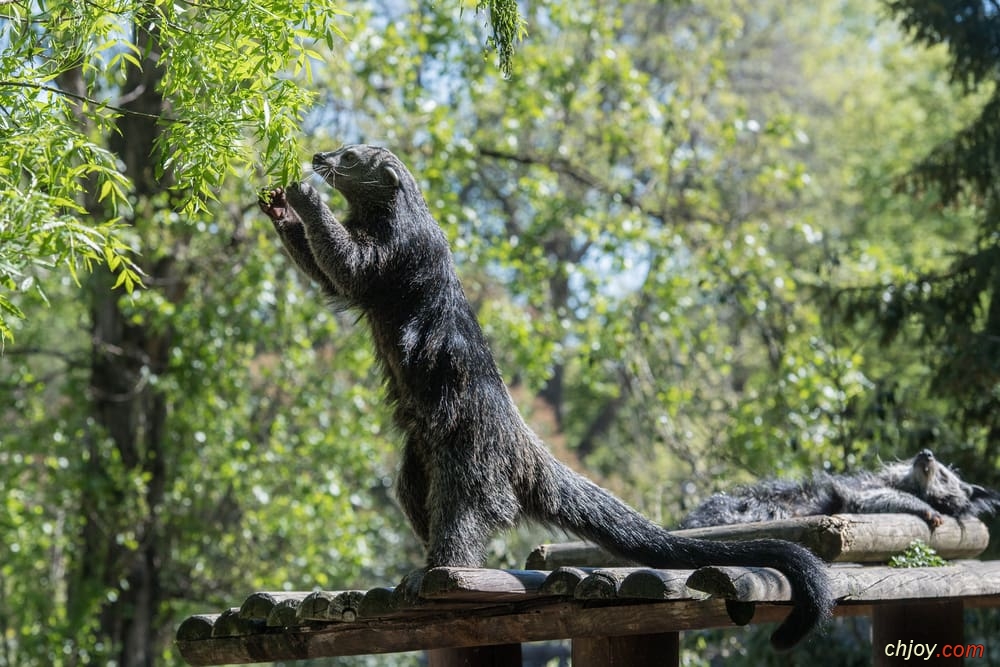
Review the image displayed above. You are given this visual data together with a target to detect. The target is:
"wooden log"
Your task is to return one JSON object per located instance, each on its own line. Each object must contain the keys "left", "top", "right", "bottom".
{"left": 358, "top": 586, "right": 397, "bottom": 618}
{"left": 837, "top": 561, "right": 1000, "bottom": 601}
{"left": 176, "top": 614, "right": 218, "bottom": 641}
{"left": 572, "top": 632, "right": 679, "bottom": 667}
{"left": 296, "top": 590, "right": 366, "bottom": 622}
{"left": 540, "top": 567, "right": 592, "bottom": 596}
{"left": 266, "top": 598, "right": 303, "bottom": 627}
{"left": 418, "top": 567, "right": 551, "bottom": 601}
{"left": 370, "top": 583, "right": 526, "bottom": 618}
{"left": 575, "top": 568, "right": 636, "bottom": 599}
{"left": 176, "top": 598, "right": 792, "bottom": 665}
{"left": 238, "top": 592, "right": 312, "bottom": 621}
{"left": 618, "top": 569, "right": 707, "bottom": 601}
{"left": 526, "top": 514, "right": 990, "bottom": 567}
{"left": 211, "top": 608, "right": 261, "bottom": 637}
{"left": 526, "top": 541, "right": 625, "bottom": 569}
{"left": 686, "top": 566, "right": 792, "bottom": 603}
{"left": 686, "top": 561, "right": 1000, "bottom": 603}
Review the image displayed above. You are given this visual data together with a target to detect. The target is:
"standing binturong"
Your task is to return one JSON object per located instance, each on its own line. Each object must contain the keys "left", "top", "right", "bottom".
{"left": 258, "top": 144, "right": 834, "bottom": 650}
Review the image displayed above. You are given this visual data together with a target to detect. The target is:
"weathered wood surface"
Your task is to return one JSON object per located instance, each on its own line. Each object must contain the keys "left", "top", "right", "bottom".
{"left": 238, "top": 592, "right": 309, "bottom": 621}
{"left": 297, "top": 590, "right": 366, "bottom": 622}
{"left": 266, "top": 599, "right": 302, "bottom": 627}
{"left": 176, "top": 615, "right": 219, "bottom": 642}
{"left": 419, "top": 568, "right": 551, "bottom": 601}
{"left": 177, "top": 597, "right": 791, "bottom": 666}
{"left": 177, "top": 561, "right": 1000, "bottom": 665}
{"left": 539, "top": 566, "right": 592, "bottom": 596}
{"left": 210, "top": 608, "right": 260, "bottom": 638}
{"left": 688, "top": 560, "right": 1000, "bottom": 603}
{"left": 526, "top": 514, "right": 990, "bottom": 568}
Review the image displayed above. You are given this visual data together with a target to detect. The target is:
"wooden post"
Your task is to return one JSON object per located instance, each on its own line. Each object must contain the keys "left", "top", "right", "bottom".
{"left": 572, "top": 633, "right": 679, "bottom": 667}
{"left": 426, "top": 644, "right": 523, "bottom": 667}
{"left": 872, "top": 600, "right": 965, "bottom": 666}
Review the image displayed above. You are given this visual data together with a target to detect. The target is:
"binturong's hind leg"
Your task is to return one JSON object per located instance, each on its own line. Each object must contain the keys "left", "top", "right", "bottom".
{"left": 423, "top": 487, "right": 496, "bottom": 568}
{"left": 421, "top": 447, "right": 520, "bottom": 569}
{"left": 396, "top": 437, "right": 431, "bottom": 546}
{"left": 396, "top": 460, "right": 510, "bottom": 602}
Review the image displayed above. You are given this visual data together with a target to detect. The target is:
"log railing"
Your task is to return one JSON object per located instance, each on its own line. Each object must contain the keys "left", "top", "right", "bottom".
{"left": 175, "top": 515, "right": 1000, "bottom": 666}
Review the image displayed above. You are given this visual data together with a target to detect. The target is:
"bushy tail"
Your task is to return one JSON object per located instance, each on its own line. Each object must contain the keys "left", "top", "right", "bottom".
{"left": 537, "top": 463, "right": 833, "bottom": 650}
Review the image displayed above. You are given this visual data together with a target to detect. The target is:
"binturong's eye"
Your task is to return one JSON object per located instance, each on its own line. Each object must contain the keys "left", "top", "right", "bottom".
{"left": 338, "top": 148, "right": 359, "bottom": 167}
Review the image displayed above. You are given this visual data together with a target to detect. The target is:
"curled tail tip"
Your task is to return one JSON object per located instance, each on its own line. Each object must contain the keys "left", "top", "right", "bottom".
{"left": 768, "top": 576, "right": 835, "bottom": 650}
{"left": 770, "top": 629, "right": 805, "bottom": 652}
{"left": 768, "top": 605, "right": 833, "bottom": 650}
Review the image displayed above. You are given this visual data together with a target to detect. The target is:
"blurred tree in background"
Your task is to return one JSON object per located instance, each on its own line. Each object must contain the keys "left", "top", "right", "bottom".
{"left": 836, "top": 0, "right": 1000, "bottom": 473}
{"left": 2, "top": 0, "right": 999, "bottom": 665}
{"left": 0, "top": 1, "right": 401, "bottom": 665}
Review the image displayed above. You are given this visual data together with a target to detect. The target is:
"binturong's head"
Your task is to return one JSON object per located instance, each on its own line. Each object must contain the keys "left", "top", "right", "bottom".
{"left": 910, "top": 448, "right": 1000, "bottom": 518}
{"left": 312, "top": 145, "right": 410, "bottom": 207}
{"left": 909, "top": 449, "right": 938, "bottom": 491}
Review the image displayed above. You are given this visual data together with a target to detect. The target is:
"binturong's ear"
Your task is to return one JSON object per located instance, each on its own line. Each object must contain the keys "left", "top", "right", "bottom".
{"left": 381, "top": 165, "right": 400, "bottom": 188}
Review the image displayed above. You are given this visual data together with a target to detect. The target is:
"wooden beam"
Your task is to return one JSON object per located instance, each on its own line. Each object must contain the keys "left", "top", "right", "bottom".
{"left": 526, "top": 515, "right": 990, "bottom": 568}
{"left": 872, "top": 601, "right": 965, "bottom": 667}
{"left": 687, "top": 561, "right": 1000, "bottom": 603}
{"left": 176, "top": 562, "right": 1000, "bottom": 666}
{"left": 176, "top": 598, "right": 790, "bottom": 665}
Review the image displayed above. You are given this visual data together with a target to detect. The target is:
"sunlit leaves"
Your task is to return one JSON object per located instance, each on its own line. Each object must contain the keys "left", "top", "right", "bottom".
{"left": 4, "top": 1, "right": 998, "bottom": 664}
{"left": 152, "top": 0, "right": 349, "bottom": 195}
{"left": 321, "top": 0, "right": 995, "bottom": 503}
{"left": 475, "top": 0, "right": 527, "bottom": 78}
{"left": 0, "top": 0, "right": 349, "bottom": 340}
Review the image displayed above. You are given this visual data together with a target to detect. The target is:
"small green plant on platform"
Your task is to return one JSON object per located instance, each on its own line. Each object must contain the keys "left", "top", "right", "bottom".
{"left": 889, "top": 540, "right": 947, "bottom": 568}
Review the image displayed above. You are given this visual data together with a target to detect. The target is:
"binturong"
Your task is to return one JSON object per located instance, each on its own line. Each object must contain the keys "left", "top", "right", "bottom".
{"left": 258, "top": 144, "right": 833, "bottom": 650}
{"left": 680, "top": 448, "right": 1000, "bottom": 530}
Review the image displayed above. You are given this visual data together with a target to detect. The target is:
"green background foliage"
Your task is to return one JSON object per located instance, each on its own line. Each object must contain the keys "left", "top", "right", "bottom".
{"left": 2, "top": 0, "right": 1000, "bottom": 664}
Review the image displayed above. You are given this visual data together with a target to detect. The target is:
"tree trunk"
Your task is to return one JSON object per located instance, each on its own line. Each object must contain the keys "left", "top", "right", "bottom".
{"left": 72, "top": 8, "right": 177, "bottom": 666}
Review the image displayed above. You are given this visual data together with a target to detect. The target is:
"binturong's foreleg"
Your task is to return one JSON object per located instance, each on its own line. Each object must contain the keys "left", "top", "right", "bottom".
{"left": 258, "top": 186, "right": 341, "bottom": 300}
{"left": 283, "top": 182, "right": 368, "bottom": 297}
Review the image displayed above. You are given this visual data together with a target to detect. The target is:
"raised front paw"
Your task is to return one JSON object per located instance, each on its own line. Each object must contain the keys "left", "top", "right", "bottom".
{"left": 258, "top": 187, "right": 288, "bottom": 222}
{"left": 285, "top": 181, "right": 320, "bottom": 208}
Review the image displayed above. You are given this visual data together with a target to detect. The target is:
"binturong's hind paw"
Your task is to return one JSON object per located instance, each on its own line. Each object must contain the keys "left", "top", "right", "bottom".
{"left": 392, "top": 568, "right": 428, "bottom": 607}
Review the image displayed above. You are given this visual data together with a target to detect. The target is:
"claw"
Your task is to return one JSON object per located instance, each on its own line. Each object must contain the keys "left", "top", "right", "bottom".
{"left": 258, "top": 187, "right": 287, "bottom": 221}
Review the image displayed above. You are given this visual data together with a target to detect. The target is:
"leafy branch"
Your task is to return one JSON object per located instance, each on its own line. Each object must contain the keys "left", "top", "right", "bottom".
{"left": 0, "top": 80, "right": 187, "bottom": 123}
{"left": 477, "top": 0, "right": 526, "bottom": 78}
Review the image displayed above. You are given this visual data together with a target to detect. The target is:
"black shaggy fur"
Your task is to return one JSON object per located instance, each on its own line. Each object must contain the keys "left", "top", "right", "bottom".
{"left": 258, "top": 144, "right": 833, "bottom": 650}
{"left": 680, "top": 449, "right": 1000, "bottom": 529}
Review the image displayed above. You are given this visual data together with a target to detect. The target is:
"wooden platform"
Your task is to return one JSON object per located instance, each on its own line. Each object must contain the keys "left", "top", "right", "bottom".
{"left": 528, "top": 513, "right": 992, "bottom": 566}
{"left": 175, "top": 515, "right": 1000, "bottom": 666}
